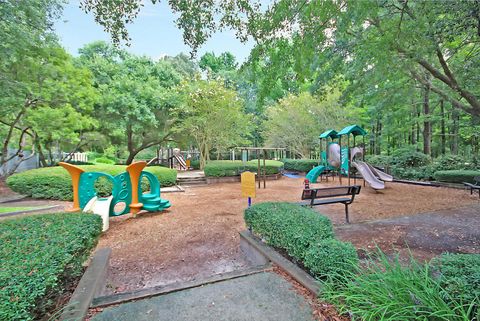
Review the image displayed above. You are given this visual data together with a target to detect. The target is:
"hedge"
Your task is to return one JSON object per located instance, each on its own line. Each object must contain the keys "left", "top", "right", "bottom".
{"left": 204, "top": 160, "right": 284, "bottom": 177}
{"left": 244, "top": 202, "right": 358, "bottom": 278}
{"left": 6, "top": 165, "right": 177, "bottom": 201}
{"left": 0, "top": 213, "right": 102, "bottom": 321}
{"left": 281, "top": 159, "right": 320, "bottom": 172}
{"left": 434, "top": 170, "right": 480, "bottom": 184}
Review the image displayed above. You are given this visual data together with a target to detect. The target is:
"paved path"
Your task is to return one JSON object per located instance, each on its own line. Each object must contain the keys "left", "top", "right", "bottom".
{"left": 92, "top": 272, "right": 314, "bottom": 321}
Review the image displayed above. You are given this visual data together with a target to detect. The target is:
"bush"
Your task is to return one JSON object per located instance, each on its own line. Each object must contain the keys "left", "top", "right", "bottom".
{"left": 391, "top": 147, "right": 431, "bottom": 168}
{"left": 303, "top": 239, "right": 359, "bottom": 279}
{"left": 434, "top": 170, "right": 480, "bottom": 184}
{"left": 432, "top": 154, "right": 468, "bottom": 171}
{"left": 190, "top": 159, "right": 200, "bottom": 170}
{"left": 365, "top": 154, "right": 393, "bottom": 167}
{"left": 203, "top": 160, "right": 284, "bottom": 177}
{"left": 6, "top": 165, "right": 177, "bottom": 200}
{"left": 281, "top": 159, "right": 319, "bottom": 172}
{"left": 94, "top": 157, "right": 115, "bottom": 165}
{"left": 391, "top": 165, "right": 436, "bottom": 181}
{"left": 432, "top": 253, "right": 480, "bottom": 314}
{"left": 321, "top": 251, "right": 474, "bottom": 321}
{"left": 244, "top": 202, "right": 358, "bottom": 278}
{"left": 0, "top": 213, "right": 102, "bottom": 321}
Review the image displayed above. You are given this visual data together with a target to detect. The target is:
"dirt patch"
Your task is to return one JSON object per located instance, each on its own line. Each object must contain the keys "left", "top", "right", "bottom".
{"left": 335, "top": 204, "right": 480, "bottom": 262}
{"left": 96, "top": 177, "right": 478, "bottom": 293}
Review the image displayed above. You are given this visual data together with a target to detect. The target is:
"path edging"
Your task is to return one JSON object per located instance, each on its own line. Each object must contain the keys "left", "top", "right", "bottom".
{"left": 239, "top": 230, "right": 321, "bottom": 295}
{"left": 0, "top": 205, "right": 59, "bottom": 218}
{"left": 59, "top": 248, "right": 111, "bottom": 321}
{"left": 91, "top": 264, "right": 271, "bottom": 308}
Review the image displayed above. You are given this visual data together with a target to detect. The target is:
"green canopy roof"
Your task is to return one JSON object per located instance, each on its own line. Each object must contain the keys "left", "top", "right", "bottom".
{"left": 319, "top": 129, "right": 338, "bottom": 139}
{"left": 337, "top": 125, "right": 367, "bottom": 136}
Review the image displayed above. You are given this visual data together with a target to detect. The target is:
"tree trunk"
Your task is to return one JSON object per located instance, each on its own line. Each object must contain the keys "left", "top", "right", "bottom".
{"left": 451, "top": 109, "right": 459, "bottom": 155}
{"left": 440, "top": 99, "right": 446, "bottom": 155}
{"left": 423, "top": 84, "right": 431, "bottom": 156}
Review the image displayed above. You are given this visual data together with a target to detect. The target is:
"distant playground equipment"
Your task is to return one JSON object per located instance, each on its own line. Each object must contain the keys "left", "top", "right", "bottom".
{"left": 146, "top": 147, "right": 196, "bottom": 171}
{"left": 235, "top": 147, "right": 286, "bottom": 189}
{"left": 59, "top": 161, "right": 171, "bottom": 231}
{"left": 306, "top": 125, "right": 393, "bottom": 190}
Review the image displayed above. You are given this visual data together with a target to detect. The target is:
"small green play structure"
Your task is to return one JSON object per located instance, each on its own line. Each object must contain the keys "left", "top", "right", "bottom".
{"left": 306, "top": 124, "right": 393, "bottom": 190}
{"left": 60, "top": 161, "right": 171, "bottom": 231}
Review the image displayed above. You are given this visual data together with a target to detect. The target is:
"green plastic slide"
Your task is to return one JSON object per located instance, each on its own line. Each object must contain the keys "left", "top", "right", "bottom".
{"left": 306, "top": 165, "right": 326, "bottom": 183}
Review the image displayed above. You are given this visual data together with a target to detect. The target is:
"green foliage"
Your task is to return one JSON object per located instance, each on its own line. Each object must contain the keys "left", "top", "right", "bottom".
{"left": 364, "top": 155, "right": 393, "bottom": 167}
{"left": 432, "top": 253, "right": 480, "bottom": 316}
{"left": 203, "top": 160, "right": 283, "bottom": 177}
{"left": 391, "top": 166, "right": 436, "bottom": 181}
{"left": 6, "top": 165, "right": 177, "bottom": 200}
{"left": 190, "top": 159, "right": 200, "bottom": 170}
{"left": 282, "top": 159, "right": 319, "bottom": 172}
{"left": 432, "top": 155, "right": 469, "bottom": 171}
{"left": 434, "top": 170, "right": 480, "bottom": 184}
{"left": 263, "top": 92, "right": 348, "bottom": 158}
{"left": 244, "top": 202, "right": 334, "bottom": 260}
{"left": 321, "top": 251, "right": 475, "bottom": 321}
{"left": 94, "top": 157, "right": 115, "bottom": 165}
{"left": 244, "top": 202, "right": 358, "bottom": 279}
{"left": 303, "top": 239, "right": 359, "bottom": 279}
{"left": 391, "top": 148, "right": 431, "bottom": 168}
{"left": 0, "top": 212, "right": 102, "bottom": 321}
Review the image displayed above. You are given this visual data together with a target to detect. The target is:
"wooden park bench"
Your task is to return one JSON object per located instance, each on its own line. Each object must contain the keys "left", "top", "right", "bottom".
{"left": 464, "top": 176, "right": 480, "bottom": 198}
{"left": 299, "top": 185, "right": 361, "bottom": 223}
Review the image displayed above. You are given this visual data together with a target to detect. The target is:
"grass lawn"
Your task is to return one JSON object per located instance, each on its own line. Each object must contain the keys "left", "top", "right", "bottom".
{"left": 0, "top": 207, "right": 38, "bottom": 214}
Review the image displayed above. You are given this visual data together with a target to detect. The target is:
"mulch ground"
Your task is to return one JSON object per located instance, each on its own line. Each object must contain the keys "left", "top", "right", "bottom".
{"left": 95, "top": 177, "right": 478, "bottom": 294}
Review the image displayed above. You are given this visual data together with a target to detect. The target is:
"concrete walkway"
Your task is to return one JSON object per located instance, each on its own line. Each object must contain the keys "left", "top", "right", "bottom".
{"left": 92, "top": 272, "right": 314, "bottom": 321}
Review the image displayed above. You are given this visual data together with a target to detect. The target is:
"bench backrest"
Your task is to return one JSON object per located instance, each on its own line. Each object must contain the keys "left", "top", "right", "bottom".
{"left": 301, "top": 185, "right": 361, "bottom": 200}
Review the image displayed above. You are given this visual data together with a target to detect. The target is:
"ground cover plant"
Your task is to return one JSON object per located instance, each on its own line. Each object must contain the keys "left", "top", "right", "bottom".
{"left": 281, "top": 159, "right": 320, "bottom": 172}
{"left": 321, "top": 251, "right": 479, "bottom": 321}
{"left": 6, "top": 165, "right": 177, "bottom": 200}
{"left": 0, "top": 212, "right": 102, "bottom": 321}
{"left": 204, "top": 160, "right": 284, "bottom": 177}
{"left": 244, "top": 202, "right": 358, "bottom": 279}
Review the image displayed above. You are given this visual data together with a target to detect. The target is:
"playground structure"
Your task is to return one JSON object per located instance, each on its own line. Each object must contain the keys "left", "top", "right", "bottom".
{"left": 147, "top": 147, "right": 196, "bottom": 171}
{"left": 306, "top": 125, "right": 393, "bottom": 190}
{"left": 235, "top": 147, "right": 286, "bottom": 189}
{"left": 59, "top": 161, "right": 171, "bottom": 231}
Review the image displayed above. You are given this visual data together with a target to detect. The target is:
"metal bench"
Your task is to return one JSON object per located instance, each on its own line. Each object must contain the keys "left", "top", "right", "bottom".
{"left": 299, "top": 185, "right": 361, "bottom": 223}
{"left": 464, "top": 176, "right": 480, "bottom": 198}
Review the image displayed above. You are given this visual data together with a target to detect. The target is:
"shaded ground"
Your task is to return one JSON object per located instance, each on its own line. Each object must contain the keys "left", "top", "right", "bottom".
{"left": 335, "top": 204, "right": 480, "bottom": 262}
{"left": 92, "top": 272, "right": 315, "bottom": 321}
{"left": 96, "top": 176, "right": 478, "bottom": 294}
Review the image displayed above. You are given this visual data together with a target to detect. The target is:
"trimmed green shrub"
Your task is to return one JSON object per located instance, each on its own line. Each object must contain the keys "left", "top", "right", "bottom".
{"left": 204, "top": 160, "right": 283, "bottom": 177}
{"left": 0, "top": 213, "right": 102, "bottom": 321}
{"left": 94, "top": 157, "right": 115, "bottom": 165}
{"left": 303, "top": 239, "right": 358, "bottom": 279}
{"left": 281, "top": 158, "right": 319, "bottom": 172}
{"left": 365, "top": 154, "right": 393, "bottom": 167}
{"left": 432, "top": 253, "right": 480, "bottom": 313}
{"left": 391, "top": 165, "right": 435, "bottom": 181}
{"left": 434, "top": 170, "right": 480, "bottom": 184}
{"left": 432, "top": 154, "right": 468, "bottom": 171}
{"left": 190, "top": 159, "right": 200, "bottom": 170}
{"left": 244, "top": 202, "right": 358, "bottom": 279}
{"left": 321, "top": 251, "right": 474, "bottom": 321}
{"left": 6, "top": 165, "right": 177, "bottom": 200}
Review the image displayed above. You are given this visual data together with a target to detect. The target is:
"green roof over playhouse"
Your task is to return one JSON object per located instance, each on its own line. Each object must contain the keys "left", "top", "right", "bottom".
{"left": 337, "top": 125, "right": 367, "bottom": 136}
{"left": 319, "top": 129, "right": 338, "bottom": 139}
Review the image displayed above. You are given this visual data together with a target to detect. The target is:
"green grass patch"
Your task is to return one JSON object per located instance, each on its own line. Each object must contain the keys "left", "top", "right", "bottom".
{"left": 6, "top": 165, "right": 177, "bottom": 201}
{"left": 244, "top": 202, "right": 358, "bottom": 279}
{"left": 0, "top": 207, "right": 38, "bottom": 214}
{"left": 204, "top": 160, "right": 283, "bottom": 177}
{"left": 281, "top": 158, "right": 320, "bottom": 172}
{"left": 0, "top": 212, "right": 102, "bottom": 320}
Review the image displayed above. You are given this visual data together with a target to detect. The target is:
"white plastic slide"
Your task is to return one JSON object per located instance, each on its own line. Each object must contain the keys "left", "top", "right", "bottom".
{"left": 366, "top": 163, "right": 393, "bottom": 182}
{"left": 83, "top": 196, "right": 112, "bottom": 232}
{"left": 352, "top": 161, "right": 385, "bottom": 190}
{"left": 174, "top": 154, "right": 187, "bottom": 170}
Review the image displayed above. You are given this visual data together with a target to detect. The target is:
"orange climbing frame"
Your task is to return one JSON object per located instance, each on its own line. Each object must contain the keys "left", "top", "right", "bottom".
{"left": 126, "top": 161, "right": 147, "bottom": 216}
{"left": 58, "top": 162, "right": 85, "bottom": 212}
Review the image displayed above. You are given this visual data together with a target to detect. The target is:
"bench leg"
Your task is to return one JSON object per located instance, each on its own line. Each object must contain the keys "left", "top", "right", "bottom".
{"left": 345, "top": 204, "right": 350, "bottom": 224}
